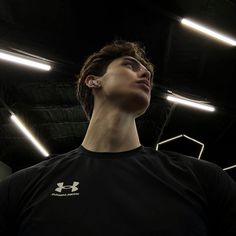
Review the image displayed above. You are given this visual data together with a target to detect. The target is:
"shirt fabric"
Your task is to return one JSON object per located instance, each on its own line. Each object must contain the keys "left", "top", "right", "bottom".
{"left": 0, "top": 145, "right": 236, "bottom": 236}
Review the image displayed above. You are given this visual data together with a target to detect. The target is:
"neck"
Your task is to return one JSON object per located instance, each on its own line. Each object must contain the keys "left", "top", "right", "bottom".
{"left": 82, "top": 108, "right": 141, "bottom": 152}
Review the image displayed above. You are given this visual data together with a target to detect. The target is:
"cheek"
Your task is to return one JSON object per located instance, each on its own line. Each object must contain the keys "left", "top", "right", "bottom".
{"left": 105, "top": 72, "right": 133, "bottom": 90}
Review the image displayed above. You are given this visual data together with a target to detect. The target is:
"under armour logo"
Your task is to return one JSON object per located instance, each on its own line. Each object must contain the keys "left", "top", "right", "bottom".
{"left": 55, "top": 182, "right": 79, "bottom": 193}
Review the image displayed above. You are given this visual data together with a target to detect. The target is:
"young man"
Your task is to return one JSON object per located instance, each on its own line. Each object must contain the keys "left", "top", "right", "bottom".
{"left": 0, "top": 40, "right": 236, "bottom": 236}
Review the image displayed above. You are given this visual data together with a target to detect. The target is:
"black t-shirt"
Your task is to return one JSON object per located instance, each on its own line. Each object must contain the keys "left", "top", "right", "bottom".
{"left": 0, "top": 145, "right": 236, "bottom": 236}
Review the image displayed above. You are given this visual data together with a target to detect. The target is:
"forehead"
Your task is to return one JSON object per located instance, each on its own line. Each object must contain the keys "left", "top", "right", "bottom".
{"left": 111, "top": 56, "right": 141, "bottom": 65}
{"left": 107, "top": 56, "right": 153, "bottom": 81}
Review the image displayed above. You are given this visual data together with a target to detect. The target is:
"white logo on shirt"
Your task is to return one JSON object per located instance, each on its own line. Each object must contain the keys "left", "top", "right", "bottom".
{"left": 51, "top": 181, "right": 80, "bottom": 197}
{"left": 55, "top": 182, "right": 79, "bottom": 192}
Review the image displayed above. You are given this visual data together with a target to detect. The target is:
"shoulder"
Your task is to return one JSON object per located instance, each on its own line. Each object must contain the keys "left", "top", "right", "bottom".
{"left": 0, "top": 147, "right": 80, "bottom": 186}
{"left": 152, "top": 147, "right": 235, "bottom": 187}
{"left": 142, "top": 146, "right": 228, "bottom": 180}
{"left": 144, "top": 146, "right": 219, "bottom": 167}
{"left": 142, "top": 146, "right": 236, "bottom": 196}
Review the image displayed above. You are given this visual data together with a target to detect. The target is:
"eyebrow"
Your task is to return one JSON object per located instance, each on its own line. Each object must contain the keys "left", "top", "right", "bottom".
{"left": 122, "top": 56, "right": 151, "bottom": 73}
{"left": 122, "top": 57, "right": 153, "bottom": 86}
{"left": 122, "top": 57, "right": 142, "bottom": 66}
{"left": 122, "top": 57, "right": 152, "bottom": 76}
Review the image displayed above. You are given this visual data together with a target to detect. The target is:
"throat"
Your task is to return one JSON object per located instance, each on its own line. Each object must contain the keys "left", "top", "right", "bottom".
{"left": 81, "top": 120, "right": 140, "bottom": 152}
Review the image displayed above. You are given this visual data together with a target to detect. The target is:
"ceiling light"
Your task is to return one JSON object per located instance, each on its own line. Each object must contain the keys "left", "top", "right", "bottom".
{"left": 0, "top": 49, "right": 51, "bottom": 71}
{"left": 166, "top": 95, "right": 215, "bottom": 112}
{"left": 181, "top": 18, "right": 236, "bottom": 46}
{"left": 10, "top": 114, "right": 49, "bottom": 157}
{"left": 223, "top": 164, "right": 236, "bottom": 171}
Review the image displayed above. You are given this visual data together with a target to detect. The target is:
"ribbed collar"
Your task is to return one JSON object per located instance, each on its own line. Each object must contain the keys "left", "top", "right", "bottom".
{"left": 78, "top": 145, "right": 144, "bottom": 159}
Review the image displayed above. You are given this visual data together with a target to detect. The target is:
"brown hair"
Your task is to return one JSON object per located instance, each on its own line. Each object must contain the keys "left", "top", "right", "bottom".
{"left": 76, "top": 40, "right": 154, "bottom": 121}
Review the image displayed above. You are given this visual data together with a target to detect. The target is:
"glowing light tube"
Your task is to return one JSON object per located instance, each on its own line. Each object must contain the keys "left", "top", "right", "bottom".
{"left": 0, "top": 50, "right": 51, "bottom": 71}
{"left": 167, "top": 95, "right": 215, "bottom": 112}
{"left": 181, "top": 18, "right": 236, "bottom": 46}
{"left": 10, "top": 114, "right": 49, "bottom": 157}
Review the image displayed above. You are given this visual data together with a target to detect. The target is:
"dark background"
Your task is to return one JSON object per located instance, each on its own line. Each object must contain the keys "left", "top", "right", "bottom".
{"left": 0, "top": 0, "right": 235, "bottom": 180}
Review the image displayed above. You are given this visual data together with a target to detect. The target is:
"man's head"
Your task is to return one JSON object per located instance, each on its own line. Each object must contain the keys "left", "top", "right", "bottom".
{"left": 76, "top": 40, "right": 154, "bottom": 120}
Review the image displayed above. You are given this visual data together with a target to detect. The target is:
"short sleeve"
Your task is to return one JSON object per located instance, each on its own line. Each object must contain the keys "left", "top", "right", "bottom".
{"left": 197, "top": 161, "right": 236, "bottom": 235}
{"left": 215, "top": 167, "right": 236, "bottom": 235}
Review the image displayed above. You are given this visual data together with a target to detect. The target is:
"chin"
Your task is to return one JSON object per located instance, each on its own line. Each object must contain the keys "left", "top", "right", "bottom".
{"left": 130, "top": 96, "right": 150, "bottom": 117}
{"left": 135, "top": 105, "right": 149, "bottom": 118}
{"left": 113, "top": 88, "right": 151, "bottom": 115}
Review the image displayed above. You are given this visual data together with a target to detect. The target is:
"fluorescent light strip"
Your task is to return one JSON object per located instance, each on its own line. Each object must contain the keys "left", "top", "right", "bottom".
{"left": 223, "top": 164, "right": 236, "bottom": 171}
{"left": 181, "top": 18, "right": 236, "bottom": 46}
{"left": 10, "top": 114, "right": 49, "bottom": 157}
{"left": 0, "top": 51, "right": 51, "bottom": 71}
{"left": 167, "top": 95, "right": 215, "bottom": 112}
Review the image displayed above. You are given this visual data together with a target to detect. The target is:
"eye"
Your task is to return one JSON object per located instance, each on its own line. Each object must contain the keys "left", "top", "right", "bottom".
{"left": 124, "top": 62, "right": 133, "bottom": 68}
{"left": 124, "top": 61, "right": 139, "bottom": 70}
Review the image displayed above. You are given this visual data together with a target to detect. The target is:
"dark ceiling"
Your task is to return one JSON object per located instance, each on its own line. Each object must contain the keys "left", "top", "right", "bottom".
{"left": 0, "top": 0, "right": 235, "bottom": 180}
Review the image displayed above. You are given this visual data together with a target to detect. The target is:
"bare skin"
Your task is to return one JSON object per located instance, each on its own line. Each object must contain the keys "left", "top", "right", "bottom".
{"left": 82, "top": 56, "right": 152, "bottom": 152}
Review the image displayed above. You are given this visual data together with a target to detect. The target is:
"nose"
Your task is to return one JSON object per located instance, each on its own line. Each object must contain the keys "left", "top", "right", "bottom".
{"left": 139, "top": 66, "right": 151, "bottom": 81}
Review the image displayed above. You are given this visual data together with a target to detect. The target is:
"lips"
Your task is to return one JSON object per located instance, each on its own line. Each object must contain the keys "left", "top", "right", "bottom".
{"left": 136, "top": 79, "right": 150, "bottom": 88}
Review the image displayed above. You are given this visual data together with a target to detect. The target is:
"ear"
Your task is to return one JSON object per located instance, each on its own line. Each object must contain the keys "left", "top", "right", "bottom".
{"left": 85, "top": 75, "right": 101, "bottom": 88}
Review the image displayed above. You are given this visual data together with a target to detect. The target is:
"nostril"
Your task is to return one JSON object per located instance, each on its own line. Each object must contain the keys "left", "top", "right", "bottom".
{"left": 142, "top": 70, "right": 151, "bottom": 81}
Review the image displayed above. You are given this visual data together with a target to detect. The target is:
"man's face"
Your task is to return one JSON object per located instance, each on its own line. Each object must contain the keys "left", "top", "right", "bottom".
{"left": 97, "top": 56, "right": 153, "bottom": 117}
